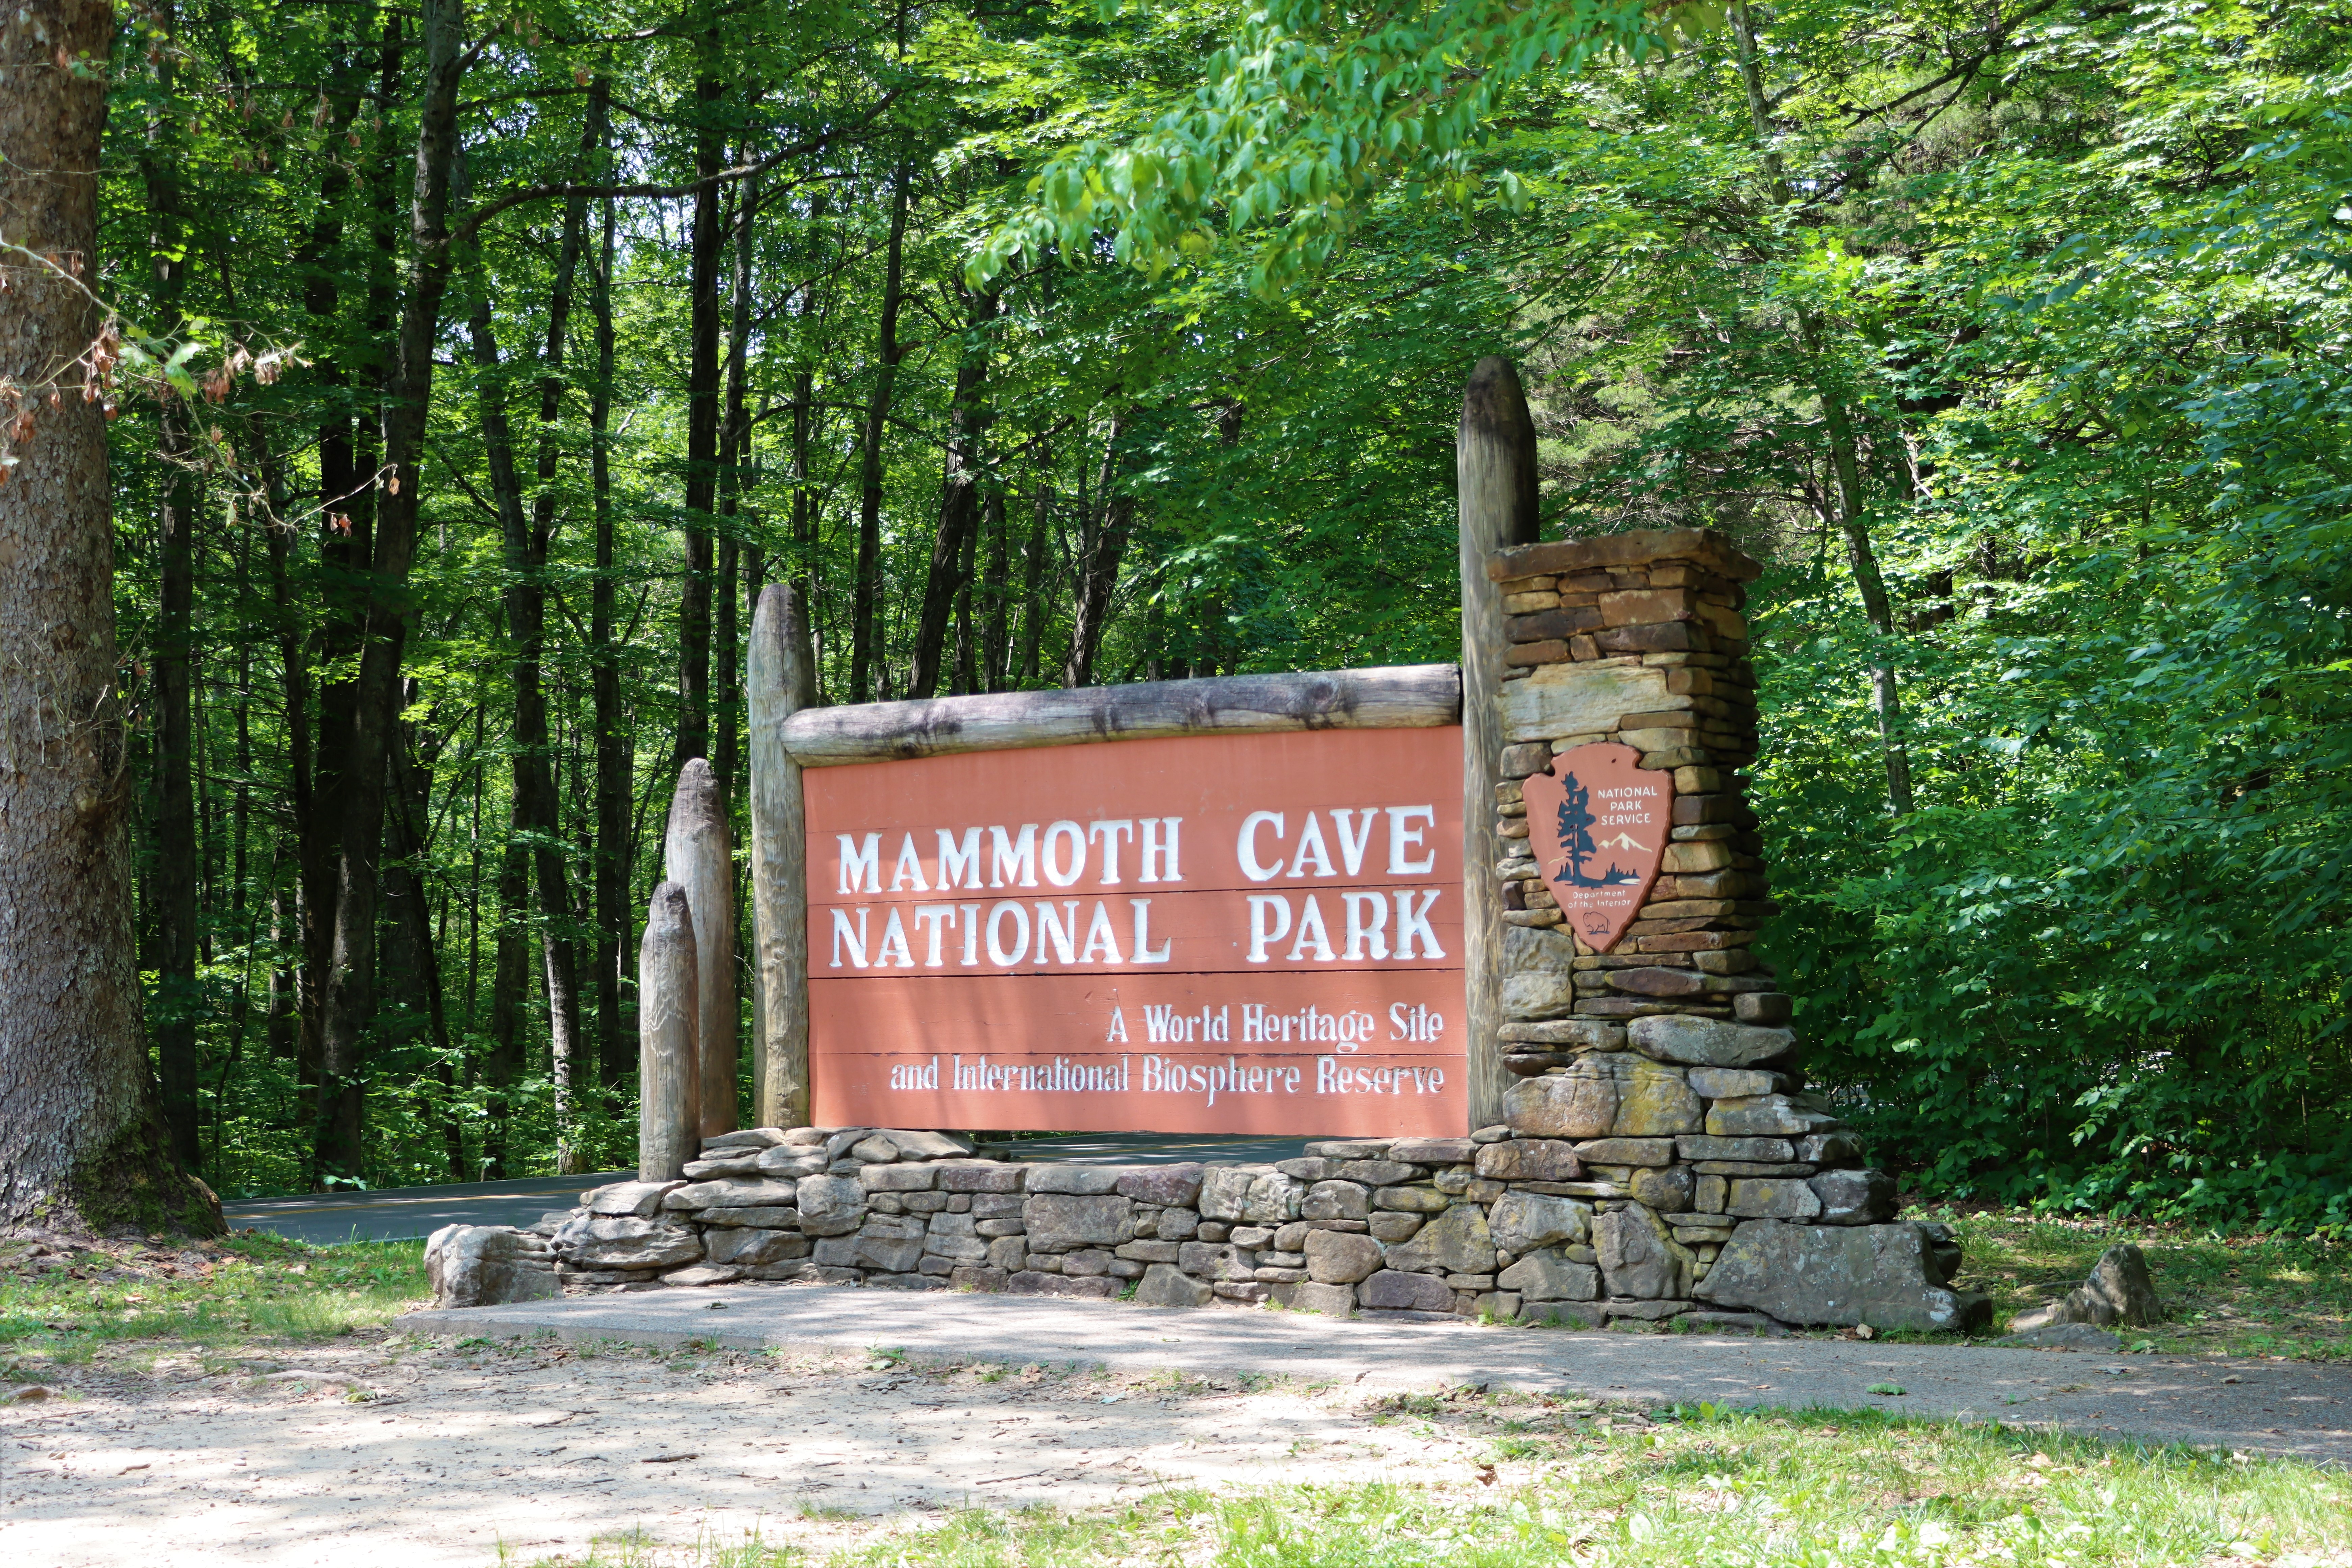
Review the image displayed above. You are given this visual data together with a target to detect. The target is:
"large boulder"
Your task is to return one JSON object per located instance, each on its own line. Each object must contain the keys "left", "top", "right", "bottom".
{"left": 1695, "top": 1220, "right": 1991, "bottom": 1331}
{"left": 425, "top": 1225, "right": 558, "bottom": 1307}
{"left": 1498, "top": 1249, "right": 1600, "bottom": 1302}
{"left": 1503, "top": 1062, "right": 1617, "bottom": 1138}
{"left": 1382, "top": 1204, "right": 1496, "bottom": 1276}
{"left": 1628, "top": 1014, "right": 1796, "bottom": 1069}
{"left": 1303, "top": 1229, "right": 1384, "bottom": 1284}
{"left": 1133, "top": 1263, "right": 1212, "bottom": 1307}
{"left": 1593, "top": 1206, "right": 1693, "bottom": 1299}
{"left": 794, "top": 1173, "right": 868, "bottom": 1236}
{"left": 1199, "top": 1167, "right": 1302, "bottom": 1223}
{"left": 1357, "top": 1269, "right": 1455, "bottom": 1312}
{"left": 550, "top": 1214, "right": 704, "bottom": 1271}
{"left": 1488, "top": 1191, "right": 1591, "bottom": 1255}
{"left": 1024, "top": 1193, "right": 1136, "bottom": 1252}
{"left": 2009, "top": 1243, "right": 2161, "bottom": 1331}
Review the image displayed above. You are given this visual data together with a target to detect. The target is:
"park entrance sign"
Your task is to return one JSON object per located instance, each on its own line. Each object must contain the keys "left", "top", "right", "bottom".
{"left": 803, "top": 726, "right": 1466, "bottom": 1136}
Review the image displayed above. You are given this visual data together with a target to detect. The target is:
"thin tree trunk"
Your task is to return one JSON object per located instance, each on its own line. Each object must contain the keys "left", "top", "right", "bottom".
{"left": 676, "top": 60, "right": 726, "bottom": 767}
{"left": 911, "top": 290, "right": 998, "bottom": 698}
{"left": 713, "top": 167, "right": 754, "bottom": 812}
{"left": 0, "top": 0, "right": 220, "bottom": 1237}
{"left": 1019, "top": 456, "right": 1051, "bottom": 685}
{"left": 1066, "top": 415, "right": 1136, "bottom": 688}
{"left": 382, "top": 701, "right": 464, "bottom": 1180}
{"left": 588, "top": 117, "right": 633, "bottom": 1098}
{"left": 314, "top": 0, "right": 468, "bottom": 1185}
{"left": 849, "top": 161, "right": 913, "bottom": 703}
{"left": 1730, "top": 0, "right": 1912, "bottom": 813}
{"left": 981, "top": 487, "right": 1009, "bottom": 692}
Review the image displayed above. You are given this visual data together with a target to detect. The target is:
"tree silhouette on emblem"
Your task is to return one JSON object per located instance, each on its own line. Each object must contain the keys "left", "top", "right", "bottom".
{"left": 1551, "top": 771, "right": 1604, "bottom": 888}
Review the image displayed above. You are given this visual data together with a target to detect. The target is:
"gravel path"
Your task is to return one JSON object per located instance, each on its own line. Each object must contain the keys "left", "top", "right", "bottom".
{"left": 399, "top": 1283, "right": 2352, "bottom": 1462}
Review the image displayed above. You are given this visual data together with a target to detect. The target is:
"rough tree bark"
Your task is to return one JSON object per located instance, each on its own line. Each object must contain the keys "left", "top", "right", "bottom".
{"left": 664, "top": 760, "right": 735, "bottom": 1136}
{"left": 747, "top": 586, "right": 813, "bottom": 1128}
{"left": 1067, "top": 414, "right": 1137, "bottom": 688}
{"left": 675, "top": 57, "right": 725, "bottom": 768}
{"left": 910, "top": 289, "right": 998, "bottom": 699}
{"left": 587, "top": 93, "right": 632, "bottom": 1096}
{"left": 0, "top": 0, "right": 222, "bottom": 1238}
{"left": 637, "top": 884, "right": 699, "bottom": 1182}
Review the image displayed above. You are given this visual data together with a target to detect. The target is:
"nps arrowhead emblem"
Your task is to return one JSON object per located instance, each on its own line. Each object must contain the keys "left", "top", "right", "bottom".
{"left": 1520, "top": 742, "right": 1673, "bottom": 954}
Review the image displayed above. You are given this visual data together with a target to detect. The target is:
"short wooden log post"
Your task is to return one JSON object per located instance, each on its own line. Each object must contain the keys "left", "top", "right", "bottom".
{"left": 637, "top": 881, "right": 701, "bottom": 1181}
{"left": 1458, "top": 356, "right": 1543, "bottom": 1131}
{"left": 748, "top": 583, "right": 815, "bottom": 1130}
{"left": 664, "top": 758, "right": 736, "bottom": 1137}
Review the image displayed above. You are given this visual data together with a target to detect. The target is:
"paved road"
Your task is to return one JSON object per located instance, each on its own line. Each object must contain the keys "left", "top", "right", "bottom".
{"left": 224, "top": 1134, "right": 1306, "bottom": 1245}
{"left": 224, "top": 1173, "right": 630, "bottom": 1245}
{"left": 397, "top": 1286, "right": 2352, "bottom": 1464}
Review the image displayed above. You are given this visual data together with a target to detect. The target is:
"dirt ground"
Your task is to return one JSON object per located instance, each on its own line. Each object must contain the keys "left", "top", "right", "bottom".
{"left": 0, "top": 1329, "right": 1492, "bottom": 1566}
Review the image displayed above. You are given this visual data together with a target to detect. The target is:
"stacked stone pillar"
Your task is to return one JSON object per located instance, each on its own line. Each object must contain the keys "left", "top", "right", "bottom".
{"left": 1478, "top": 527, "right": 1985, "bottom": 1328}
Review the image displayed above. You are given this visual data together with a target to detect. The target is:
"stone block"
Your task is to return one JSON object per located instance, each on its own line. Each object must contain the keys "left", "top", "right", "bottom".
{"left": 1372, "top": 1185, "right": 1450, "bottom": 1213}
{"left": 1273, "top": 1281, "right": 1355, "bottom": 1317}
{"left": 1302, "top": 1180, "right": 1371, "bottom": 1221}
{"left": 1518, "top": 1300, "right": 1607, "bottom": 1328}
{"left": 1024, "top": 1193, "right": 1135, "bottom": 1252}
{"left": 936, "top": 1160, "right": 1026, "bottom": 1193}
{"left": 1629, "top": 1165, "right": 1696, "bottom": 1214}
{"left": 874, "top": 1129, "right": 975, "bottom": 1159}
{"left": 993, "top": 1270, "right": 1104, "bottom": 1298}
{"left": 949, "top": 1265, "right": 1008, "bottom": 1293}
{"left": 850, "top": 1135, "right": 901, "bottom": 1163}
{"left": 1133, "top": 1263, "right": 1212, "bottom": 1307}
{"left": 426, "top": 1225, "right": 557, "bottom": 1307}
{"left": 1115, "top": 1238, "right": 1180, "bottom": 1263}
{"left": 1176, "top": 1241, "right": 1258, "bottom": 1281}
{"left": 694, "top": 1206, "right": 799, "bottom": 1229}
{"left": 1498, "top": 1249, "right": 1601, "bottom": 1302}
{"left": 1594, "top": 1206, "right": 1694, "bottom": 1299}
{"left": 1305, "top": 1140, "right": 1392, "bottom": 1159}
{"left": 1692, "top": 1160, "right": 1817, "bottom": 1177}
{"left": 752, "top": 1146, "right": 828, "bottom": 1178}
{"left": 1367, "top": 1212, "right": 1424, "bottom": 1243}
{"left": 1728, "top": 1178, "right": 1822, "bottom": 1220}
{"left": 1706, "top": 1096, "right": 1841, "bottom": 1138}
{"left": 1027, "top": 1166, "right": 1124, "bottom": 1196}
{"left": 1500, "top": 660, "right": 1674, "bottom": 745}
{"left": 1156, "top": 1208, "right": 1201, "bottom": 1240}
{"left": 987, "top": 1235, "right": 1027, "bottom": 1271}
{"left": 1212, "top": 1281, "right": 1273, "bottom": 1304}
{"left": 1606, "top": 966, "right": 1707, "bottom": 998}
{"left": 703, "top": 1127, "right": 789, "bottom": 1151}
{"left": 1611, "top": 1061, "right": 1703, "bottom": 1136}
{"left": 1474, "top": 1139, "right": 1582, "bottom": 1181}
{"left": 1334, "top": 1159, "right": 1417, "bottom": 1186}
{"left": 1497, "top": 1019, "right": 1627, "bottom": 1048}
{"left": 1675, "top": 1135, "right": 1795, "bottom": 1162}
{"left": 681, "top": 1153, "right": 765, "bottom": 1179}
{"left": 551, "top": 1214, "right": 704, "bottom": 1271}
{"left": 811, "top": 1235, "right": 861, "bottom": 1267}
{"left": 1571, "top": 1137, "right": 1676, "bottom": 1166}
{"left": 794, "top": 1174, "right": 868, "bottom": 1236}
{"left": 1799, "top": 1132, "right": 1865, "bottom": 1166}
{"left": 1199, "top": 1167, "right": 1302, "bottom": 1223}
{"left": 703, "top": 1227, "right": 810, "bottom": 1267}
{"left": 1229, "top": 1225, "right": 1276, "bottom": 1248}
{"left": 664, "top": 1177, "right": 801, "bottom": 1210}
{"left": 660, "top": 1263, "right": 742, "bottom": 1287}
{"left": 586, "top": 1180, "right": 683, "bottom": 1218}
{"left": 1275, "top": 1157, "right": 1334, "bottom": 1181}
{"left": 1734, "top": 992, "right": 1793, "bottom": 1025}
{"left": 1695, "top": 1221, "right": 1991, "bottom": 1331}
{"left": 1808, "top": 1168, "right": 1895, "bottom": 1226}
{"left": 1492, "top": 1197, "right": 1593, "bottom": 1267}
{"left": 859, "top": 1163, "right": 937, "bottom": 1192}
{"left": 1382, "top": 1204, "right": 1496, "bottom": 1276}
{"left": 1686, "top": 1067, "right": 1788, "bottom": 1100}
{"left": 1628, "top": 1014, "right": 1796, "bottom": 1068}
{"left": 1303, "top": 1229, "right": 1384, "bottom": 1284}
{"left": 1499, "top": 924, "right": 1582, "bottom": 1019}
{"left": 971, "top": 1192, "right": 1025, "bottom": 1218}
{"left": 1695, "top": 1174, "right": 1728, "bottom": 1212}
{"left": 974, "top": 1218, "right": 1025, "bottom": 1239}
{"left": 1390, "top": 1137, "right": 1475, "bottom": 1166}
{"left": 1358, "top": 1269, "right": 1456, "bottom": 1313}
{"left": 1115, "top": 1163, "right": 1205, "bottom": 1207}
{"left": 1061, "top": 1248, "right": 1114, "bottom": 1277}
{"left": 1503, "top": 1070, "right": 1616, "bottom": 1139}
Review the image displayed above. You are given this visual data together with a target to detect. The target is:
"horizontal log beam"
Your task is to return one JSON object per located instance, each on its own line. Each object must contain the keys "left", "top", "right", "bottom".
{"left": 782, "top": 663, "right": 1461, "bottom": 768}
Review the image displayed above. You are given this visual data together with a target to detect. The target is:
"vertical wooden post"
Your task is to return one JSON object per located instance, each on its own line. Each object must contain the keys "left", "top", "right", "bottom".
{"left": 748, "top": 583, "right": 814, "bottom": 1130}
{"left": 638, "top": 882, "right": 701, "bottom": 1180}
{"left": 1458, "top": 357, "right": 1542, "bottom": 1132}
{"left": 665, "top": 758, "right": 736, "bottom": 1137}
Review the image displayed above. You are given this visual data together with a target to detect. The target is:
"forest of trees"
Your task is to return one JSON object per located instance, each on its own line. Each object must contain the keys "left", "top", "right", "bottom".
{"left": 11, "top": 0, "right": 2345, "bottom": 1232}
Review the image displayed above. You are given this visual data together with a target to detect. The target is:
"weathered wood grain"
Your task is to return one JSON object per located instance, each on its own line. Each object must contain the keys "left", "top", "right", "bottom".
{"left": 780, "top": 663, "right": 1460, "bottom": 767}
{"left": 1458, "top": 357, "right": 1542, "bottom": 1132}
{"left": 747, "top": 584, "right": 814, "bottom": 1130}
{"left": 664, "top": 759, "right": 736, "bottom": 1137}
{"left": 637, "top": 882, "right": 701, "bottom": 1181}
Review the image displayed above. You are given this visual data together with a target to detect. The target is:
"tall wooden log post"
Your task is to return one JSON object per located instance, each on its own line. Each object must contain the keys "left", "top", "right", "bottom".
{"left": 748, "top": 584, "right": 815, "bottom": 1129}
{"left": 638, "top": 882, "right": 700, "bottom": 1180}
{"left": 664, "top": 759, "right": 737, "bottom": 1136}
{"left": 1458, "top": 357, "right": 1543, "bottom": 1131}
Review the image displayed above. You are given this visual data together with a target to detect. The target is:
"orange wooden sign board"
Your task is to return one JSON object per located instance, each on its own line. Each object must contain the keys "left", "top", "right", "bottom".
{"left": 1521, "top": 742, "right": 1672, "bottom": 953}
{"left": 805, "top": 727, "right": 1466, "bottom": 1137}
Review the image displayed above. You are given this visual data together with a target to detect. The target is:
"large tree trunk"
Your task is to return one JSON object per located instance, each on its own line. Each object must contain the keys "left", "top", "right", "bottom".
{"left": 0, "top": 0, "right": 221, "bottom": 1238}
{"left": 849, "top": 161, "right": 912, "bottom": 703}
{"left": 910, "top": 290, "right": 998, "bottom": 699}
{"left": 381, "top": 700, "right": 465, "bottom": 1181}
{"left": 314, "top": 0, "right": 468, "bottom": 1185}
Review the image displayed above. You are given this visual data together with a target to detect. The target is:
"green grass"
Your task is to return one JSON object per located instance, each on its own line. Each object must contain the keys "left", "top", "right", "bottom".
{"left": 508, "top": 1395, "right": 2352, "bottom": 1567}
{"left": 0, "top": 1229, "right": 427, "bottom": 1374}
{"left": 1930, "top": 1209, "right": 2352, "bottom": 1360}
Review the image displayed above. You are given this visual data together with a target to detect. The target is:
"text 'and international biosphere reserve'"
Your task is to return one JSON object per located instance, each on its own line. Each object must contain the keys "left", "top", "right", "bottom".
{"left": 804, "top": 727, "right": 1467, "bottom": 1135}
